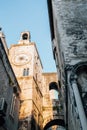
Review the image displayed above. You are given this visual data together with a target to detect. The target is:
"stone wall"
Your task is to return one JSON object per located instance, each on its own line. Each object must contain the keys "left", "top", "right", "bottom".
{"left": 0, "top": 37, "right": 20, "bottom": 130}
{"left": 47, "top": 0, "right": 87, "bottom": 130}
{"left": 52, "top": 0, "right": 87, "bottom": 66}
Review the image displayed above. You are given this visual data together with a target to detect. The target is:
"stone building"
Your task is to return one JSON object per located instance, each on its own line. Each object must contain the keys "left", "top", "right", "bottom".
{"left": 42, "top": 73, "right": 58, "bottom": 128}
{"left": 47, "top": 0, "right": 87, "bottom": 130}
{"left": 8, "top": 31, "right": 43, "bottom": 130}
{"left": 42, "top": 73, "right": 65, "bottom": 130}
{"left": 0, "top": 32, "right": 21, "bottom": 130}
{"left": 0, "top": 29, "right": 60, "bottom": 130}
{"left": 8, "top": 31, "right": 60, "bottom": 130}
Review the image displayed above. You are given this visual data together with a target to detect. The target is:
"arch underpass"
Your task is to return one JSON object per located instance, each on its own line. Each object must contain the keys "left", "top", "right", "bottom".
{"left": 44, "top": 119, "right": 65, "bottom": 130}
{"left": 42, "top": 73, "right": 65, "bottom": 129}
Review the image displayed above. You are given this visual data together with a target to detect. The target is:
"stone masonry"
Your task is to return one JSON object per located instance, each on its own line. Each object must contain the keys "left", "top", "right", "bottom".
{"left": 0, "top": 32, "right": 21, "bottom": 130}
{"left": 47, "top": 0, "right": 87, "bottom": 130}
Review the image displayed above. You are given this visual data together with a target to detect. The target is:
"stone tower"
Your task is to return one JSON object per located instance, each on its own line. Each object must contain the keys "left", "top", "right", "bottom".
{"left": 8, "top": 31, "right": 43, "bottom": 130}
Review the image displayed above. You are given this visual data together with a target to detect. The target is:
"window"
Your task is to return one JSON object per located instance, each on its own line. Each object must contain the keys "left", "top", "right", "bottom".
{"left": 49, "top": 89, "right": 58, "bottom": 99}
{"left": 23, "top": 69, "right": 26, "bottom": 76}
{"left": 10, "top": 94, "right": 16, "bottom": 117}
{"left": 23, "top": 68, "right": 29, "bottom": 76}
{"left": 26, "top": 68, "right": 29, "bottom": 75}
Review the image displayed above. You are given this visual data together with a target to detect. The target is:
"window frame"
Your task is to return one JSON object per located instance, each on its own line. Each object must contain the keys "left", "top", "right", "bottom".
{"left": 10, "top": 94, "right": 16, "bottom": 118}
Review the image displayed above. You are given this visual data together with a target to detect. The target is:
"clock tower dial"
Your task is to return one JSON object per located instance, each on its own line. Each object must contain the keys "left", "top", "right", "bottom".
{"left": 12, "top": 53, "right": 32, "bottom": 66}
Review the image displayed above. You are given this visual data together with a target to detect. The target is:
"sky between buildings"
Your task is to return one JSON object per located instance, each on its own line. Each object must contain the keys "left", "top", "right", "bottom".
{"left": 0, "top": 0, "right": 56, "bottom": 72}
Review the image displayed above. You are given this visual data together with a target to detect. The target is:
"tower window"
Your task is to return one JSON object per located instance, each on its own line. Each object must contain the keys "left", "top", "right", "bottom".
{"left": 23, "top": 69, "right": 26, "bottom": 76}
{"left": 23, "top": 68, "right": 29, "bottom": 76}
{"left": 26, "top": 68, "right": 29, "bottom": 75}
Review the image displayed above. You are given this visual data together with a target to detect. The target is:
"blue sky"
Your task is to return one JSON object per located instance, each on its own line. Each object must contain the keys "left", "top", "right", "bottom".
{"left": 0, "top": 0, "right": 56, "bottom": 72}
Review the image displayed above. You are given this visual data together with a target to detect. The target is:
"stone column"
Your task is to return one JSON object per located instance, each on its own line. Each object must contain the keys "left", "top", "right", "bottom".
{"left": 71, "top": 76, "right": 87, "bottom": 130}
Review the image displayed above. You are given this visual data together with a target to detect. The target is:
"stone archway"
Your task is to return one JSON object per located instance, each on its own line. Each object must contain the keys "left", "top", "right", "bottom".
{"left": 43, "top": 119, "right": 65, "bottom": 130}
{"left": 49, "top": 82, "right": 58, "bottom": 91}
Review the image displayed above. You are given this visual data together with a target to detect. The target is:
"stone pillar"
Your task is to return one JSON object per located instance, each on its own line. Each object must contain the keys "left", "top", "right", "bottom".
{"left": 71, "top": 76, "right": 87, "bottom": 130}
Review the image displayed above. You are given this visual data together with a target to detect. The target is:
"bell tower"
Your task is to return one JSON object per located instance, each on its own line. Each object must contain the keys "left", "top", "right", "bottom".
{"left": 18, "top": 31, "right": 31, "bottom": 44}
{"left": 8, "top": 31, "right": 43, "bottom": 130}
{"left": 22, "top": 32, "right": 30, "bottom": 40}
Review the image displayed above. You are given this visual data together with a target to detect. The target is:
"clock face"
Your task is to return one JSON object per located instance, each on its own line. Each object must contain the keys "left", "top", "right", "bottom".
{"left": 12, "top": 53, "right": 31, "bottom": 65}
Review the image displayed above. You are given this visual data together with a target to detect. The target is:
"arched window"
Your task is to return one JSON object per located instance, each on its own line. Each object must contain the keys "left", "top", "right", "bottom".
{"left": 49, "top": 82, "right": 59, "bottom": 100}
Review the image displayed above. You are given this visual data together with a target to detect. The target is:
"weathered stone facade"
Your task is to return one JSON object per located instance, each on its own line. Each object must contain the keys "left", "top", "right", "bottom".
{"left": 47, "top": 0, "right": 87, "bottom": 130}
{"left": 0, "top": 32, "right": 20, "bottom": 130}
